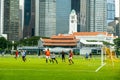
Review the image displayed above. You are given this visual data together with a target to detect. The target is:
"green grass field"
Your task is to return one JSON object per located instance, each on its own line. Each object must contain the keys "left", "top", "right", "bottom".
{"left": 0, "top": 55, "right": 120, "bottom": 80}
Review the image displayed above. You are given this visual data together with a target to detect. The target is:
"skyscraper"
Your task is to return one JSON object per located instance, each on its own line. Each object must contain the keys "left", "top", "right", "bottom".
{"left": 3, "top": 0, "right": 21, "bottom": 41}
{"left": 35, "top": 0, "right": 56, "bottom": 37}
{"left": 83, "top": 0, "right": 107, "bottom": 32}
{"left": 0, "top": 0, "right": 2, "bottom": 35}
{"left": 19, "top": 6, "right": 23, "bottom": 38}
{"left": 115, "top": 0, "right": 120, "bottom": 36}
{"left": 56, "top": 0, "right": 71, "bottom": 34}
{"left": 0, "top": 0, "right": 3, "bottom": 35}
{"left": 107, "top": 0, "right": 115, "bottom": 23}
{"left": 71, "top": 0, "right": 80, "bottom": 32}
{"left": 24, "top": 0, "right": 35, "bottom": 38}
{"left": 80, "top": 0, "right": 88, "bottom": 32}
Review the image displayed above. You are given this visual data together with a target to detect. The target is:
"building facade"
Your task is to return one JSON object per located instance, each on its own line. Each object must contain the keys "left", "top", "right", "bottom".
{"left": 24, "top": 0, "right": 35, "bottom": 38}
{"left": 89, "top": 0, "right": 107, "bottom": 32}
{"left": 3, "top": 0, "right": 21, "bottom": 41}
{"left": 117, "top": 0, "right": 120, "bottom": 37}
{"left": 56, "top": 0, "right": 71, "bottom": 34}
{"left": 107, "top": 0, "right": 115, "bottom": 23}
{"left": 19, "top": 6, "right": 23, "bottom": 38}
{"left": 80, "top": 0, "right": 88, "bottom": 32}
{"left": 0, "top": 0, "right": 2, "bottom": 35}
{"left": 35, "top": 0, "right": 56, "bottom": 37}
{"left": 0, "top": 0, "right": 4, "bottom": 35}
{"left": 80, "top": 0, "right": 107, "bottom": 32}
{"left": 71, "top": 0, "right": 80, "bottom": 32}
{"left": 0, "top": 0, "right": 7, "bottom": 39}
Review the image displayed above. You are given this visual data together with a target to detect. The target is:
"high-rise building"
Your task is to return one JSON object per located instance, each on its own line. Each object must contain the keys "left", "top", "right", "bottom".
{"left": 80, "top": 0, "right": 107, "bottom": 32}
{"left": 3, "top": 0, "right": 21, "bottom": 41}
{"left": 19, "top": 6, "right": 23, "bottom": 38}
{"left": 71, "top": 0, "right": 80, "bottom": 14}
{"left": 80, "top": 0, "right": 88, "bottom": 32}
{"left": 0, "top": 0, "right": 3, "bottom": 35}
{"left": 19, "top": 0, "right": 24, "bottom": 39}
{"left": 71, "top": 0, "right": 80, "bottom": 32}
{"left": 83, "top": 0, "right": 107, "bottom": 32}
{"left": 0, "top": 0, "right": 2, "bottom": 35}
{"left": 0, "top": 0, "right": 7, "bottom": 39}
{"left": 107, "top": 0, "right": 115, "bottom": 23}
{"left": 35, "top": 0, "right": 56, "bottom": 37}
{"left": 115, "top": 0, "right": 120, "bottom": 37}
{"left": 106, "top": 0, "right": 115, "bottom": 35}
{"left": 24, "top": 0, "right": 35, "bottom": 38}
{"left": 56, "top": 0, "right": 71, "bottom": 34}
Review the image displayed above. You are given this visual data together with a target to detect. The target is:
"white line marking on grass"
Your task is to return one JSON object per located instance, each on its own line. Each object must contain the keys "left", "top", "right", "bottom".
{"left": 0, "top": 68, "right": 94, "bottom": 73}
{"left": 0, "top": 69, "right": 48, "bottom": 71}
{"left": 95, "top": 63, "right": 106, "bottom": 72}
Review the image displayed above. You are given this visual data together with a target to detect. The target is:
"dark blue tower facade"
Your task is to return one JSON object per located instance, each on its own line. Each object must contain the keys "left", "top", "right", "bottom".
{"left": 24, "top": 0, "right": 35, "bottom": 38}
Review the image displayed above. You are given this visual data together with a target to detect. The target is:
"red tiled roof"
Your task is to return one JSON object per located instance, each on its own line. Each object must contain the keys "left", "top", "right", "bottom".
{"left": 42, "top": 39, "right": 77, "bottom": 43}
{"left": 42, "top": 34, "right": 77, "bottom": 47}
{"left": 51, "top": 34, "right": 75, "bottom": 39}
{"left": 73, "top": 32, "right": 107, "bottom": 36}
{"left": 43, "top": 43, "right": 77, "bottom": 46}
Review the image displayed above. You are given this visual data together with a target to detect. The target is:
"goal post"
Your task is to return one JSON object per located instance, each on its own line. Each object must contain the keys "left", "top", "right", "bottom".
{"left": 95, "top": 45, "right": 106, "bottom": 72}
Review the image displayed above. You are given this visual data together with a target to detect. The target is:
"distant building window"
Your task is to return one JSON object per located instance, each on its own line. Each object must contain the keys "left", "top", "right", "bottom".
{"left": 26, "top": 12, "right": 29, "bottom": 16}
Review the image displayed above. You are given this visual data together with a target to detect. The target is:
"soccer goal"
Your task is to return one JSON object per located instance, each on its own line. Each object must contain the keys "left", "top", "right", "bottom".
{"left": 95, "top": 45, "right": 106, "bottom": 72}
{"left": 95, "top": 46, "right": 119, "bottom": 72}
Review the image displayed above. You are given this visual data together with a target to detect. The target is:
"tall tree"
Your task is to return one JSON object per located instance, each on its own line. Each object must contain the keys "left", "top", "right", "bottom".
{"left": 0, "top": 37, "right": 7, "bottom": 49}
{"left": 114, "top": 38, "right": 120, "bottom": 57}
{"left": 0, "top": 37, "right": 12, "bottom": 50}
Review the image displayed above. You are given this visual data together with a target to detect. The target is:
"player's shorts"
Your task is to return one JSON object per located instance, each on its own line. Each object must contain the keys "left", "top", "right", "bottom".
{"left": 46, "top": 56, "right": 50, "bottom": 59}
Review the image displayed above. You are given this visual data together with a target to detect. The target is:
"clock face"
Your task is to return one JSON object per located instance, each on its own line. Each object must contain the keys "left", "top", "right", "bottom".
{"left": 71, "top": 20, "right": 74, "bottom": 23}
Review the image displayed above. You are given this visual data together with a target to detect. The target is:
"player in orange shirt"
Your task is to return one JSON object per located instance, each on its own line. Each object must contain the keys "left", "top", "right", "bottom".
{"left": 45, "top": 49, "right": 51, "bottom": 63}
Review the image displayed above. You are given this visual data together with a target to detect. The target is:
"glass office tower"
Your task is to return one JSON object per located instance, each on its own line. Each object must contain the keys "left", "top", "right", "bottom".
{"left": 0, "top": 0, "right": 2, "bottom": 34}
{"left": 80, "top": 0, "right": 88, "bottom": 32}
{"left": 35, "top": 0, "right": 56, "bottom": 37}
{"left": 107, "top": 0, "right": 115, "bottom": 23}
{"left": 0, "top": 0, "right": 7, "bottom": 39}
{"left": 3, "top": 0, "right": 21, "bottom": 41}
{"left": 71, "top": 0, "right": 80, "bottom": 32}
{"left": 56, "top": 0, "right": 71, "bottom": 34}
{"left": 89, "top": 0, "right": 107, "bottom": 32}
{"left": 24, "top": 0, "right": 35, "bottom": 38}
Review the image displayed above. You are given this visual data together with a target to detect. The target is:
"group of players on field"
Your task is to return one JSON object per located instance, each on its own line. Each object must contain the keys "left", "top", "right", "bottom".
{"left": 14, "top": 49, "right": 74, "bottom": 65}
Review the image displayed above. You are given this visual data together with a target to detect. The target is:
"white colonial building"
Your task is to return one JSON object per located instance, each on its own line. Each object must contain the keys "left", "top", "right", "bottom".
{"left": 73, "top": 32, "right": 117, "bottom": 55}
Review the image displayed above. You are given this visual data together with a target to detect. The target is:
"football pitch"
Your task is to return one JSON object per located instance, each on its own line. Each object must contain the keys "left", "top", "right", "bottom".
{"left": 0, "top": 55, "right": 120, "bottom": 80}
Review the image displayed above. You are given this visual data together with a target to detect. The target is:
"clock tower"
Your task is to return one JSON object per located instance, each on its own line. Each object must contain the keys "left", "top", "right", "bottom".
{"left": 68, "top": 10, "right": 77, "bottom": 34}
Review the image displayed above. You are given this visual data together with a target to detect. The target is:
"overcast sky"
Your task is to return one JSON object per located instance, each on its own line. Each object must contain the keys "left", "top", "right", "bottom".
{"left": 19, "top": 0, "right": 119, "bottom": 17}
